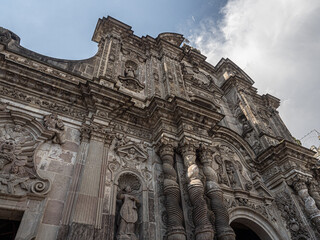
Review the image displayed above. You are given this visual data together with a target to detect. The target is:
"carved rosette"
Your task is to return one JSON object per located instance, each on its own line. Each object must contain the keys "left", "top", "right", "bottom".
{"left": 180, "top": 140, "right": 214, "bottom": 240}
{"left": 199, "top": 145, "right": 235, "bottom": 240}
{"left": 288, "top": 174, "right": 320, "bottom": 233}
{"left": 158, "top": 139, "right": 186, "bottom": 240}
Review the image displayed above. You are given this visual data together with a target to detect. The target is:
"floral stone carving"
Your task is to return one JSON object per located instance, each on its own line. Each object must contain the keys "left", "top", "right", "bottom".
{"left": 0, "top": 124, "right": 50, "bottom": 196}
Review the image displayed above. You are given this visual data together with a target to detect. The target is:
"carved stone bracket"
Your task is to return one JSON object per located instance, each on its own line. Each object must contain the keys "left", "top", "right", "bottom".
{"left": 118, "top": 76, "right": 145, "bottom": 92}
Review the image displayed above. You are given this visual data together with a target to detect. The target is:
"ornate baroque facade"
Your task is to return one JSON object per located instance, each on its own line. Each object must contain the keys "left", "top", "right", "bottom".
{"left": 0, "top": 16, "right": 319, "bottom": 240}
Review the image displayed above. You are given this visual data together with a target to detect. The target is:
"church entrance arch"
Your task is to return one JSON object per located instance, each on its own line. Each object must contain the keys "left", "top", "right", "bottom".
{"left": 229, "top": 207, "right": 282, "bottom": 240}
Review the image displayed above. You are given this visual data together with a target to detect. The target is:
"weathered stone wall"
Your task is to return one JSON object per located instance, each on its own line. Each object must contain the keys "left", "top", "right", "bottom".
{"left": 35, "top": 126, "right": 80, "bottom": 240}
{"left": 1, "top": 16, "right": 320, "bottom": 240}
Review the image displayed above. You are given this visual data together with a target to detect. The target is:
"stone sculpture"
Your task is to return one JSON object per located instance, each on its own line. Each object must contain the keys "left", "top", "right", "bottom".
{"left": 43, "top": 113, "right": 66, "bottom": 144}
{"left": 117, "top": 186, "right": 139, "bottom": 240}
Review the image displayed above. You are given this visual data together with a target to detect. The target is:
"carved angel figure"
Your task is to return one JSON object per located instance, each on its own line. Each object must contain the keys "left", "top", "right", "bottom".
{"left": 117, "top": 186, "right": 139, "bottom": 240}
{"left": 43, "top": 113, "right": 66, "bottom": 144}
{"left": 122, "top": 148, "right": 138, "bottom": 169}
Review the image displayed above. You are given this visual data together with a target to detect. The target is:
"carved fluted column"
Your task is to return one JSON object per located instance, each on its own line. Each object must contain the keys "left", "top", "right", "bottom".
{"left": 289, "top": 175, "right": 320, "bottom": 233}
{"left": 159, "top": 141, "right": 186, "bottom": 240}
{"left": 200, "top": 146, "right": 235, "bottom": 240}
{"left": 180, "top": 141, "right": 214, "bottom": 240}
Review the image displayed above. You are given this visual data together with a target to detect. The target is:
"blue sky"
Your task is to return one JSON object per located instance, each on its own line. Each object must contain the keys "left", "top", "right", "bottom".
{"left": 1, "top": 0, "right": 320, "bottom": 148}
{"left": 0, "top": 0, "right": 227, "bottom": 59}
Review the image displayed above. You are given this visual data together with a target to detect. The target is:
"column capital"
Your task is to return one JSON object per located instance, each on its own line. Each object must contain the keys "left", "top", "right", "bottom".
{"left": 179, "top": 138, "right": 198, "bottom": 158}
{"left": 287, "top": 174, "right": 310, "bottom": 192}
{"left": 157, "top": 137, "right": 177, "bottom": 157}
{"left": 80, "top": 123, "right": 112, "bottom": 143}
{"left": 199, "top": 144, "right": 214, "bottom": 164}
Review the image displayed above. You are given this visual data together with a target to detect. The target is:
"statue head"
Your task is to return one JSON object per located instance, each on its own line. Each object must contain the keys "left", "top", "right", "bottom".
{"left": 124, "top": 185, "right": 132, "bottom": 193}
{"left": 1, "top": 139, "right": 15, "bottom": 153}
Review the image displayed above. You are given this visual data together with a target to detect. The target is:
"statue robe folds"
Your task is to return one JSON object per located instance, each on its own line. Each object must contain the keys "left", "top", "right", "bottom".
{"left": 117, "top": 193, "right": 139, "bottom": 240}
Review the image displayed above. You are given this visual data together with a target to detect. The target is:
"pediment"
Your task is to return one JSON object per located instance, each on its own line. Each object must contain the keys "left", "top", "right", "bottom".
{"left": 116, "top": 143, "right": 148, "bottom": 162}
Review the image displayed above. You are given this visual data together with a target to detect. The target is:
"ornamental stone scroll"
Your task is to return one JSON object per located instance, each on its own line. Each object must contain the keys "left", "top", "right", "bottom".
{"left": 0, "top": 110, "right": 67, "bottom": 197}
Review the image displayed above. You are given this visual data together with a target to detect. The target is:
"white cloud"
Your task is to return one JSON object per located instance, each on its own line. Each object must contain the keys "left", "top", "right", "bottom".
{"left": 189, "top": 0, "right": 320, "bottom": 148}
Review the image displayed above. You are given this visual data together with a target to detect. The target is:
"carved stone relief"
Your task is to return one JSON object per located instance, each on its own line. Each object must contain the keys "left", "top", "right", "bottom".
{"left": 0, "top": 119, "right": 57, "bottom": 196}
{"left": 43, "top": 113, "right": 66, "bottom": 144}
{"left": 275, "top": 191, "right": 310, "bottom": 240}
{"left": 213, "top": 145, "right": 254, "bottom": 192}
{"left": 118, "top": 60, "right": 145, "bottom": 92}
{"left": 225, "top": 197, "right": 277, "bottom": 223}
{"left": 116, "top": 173, "right": 141, "bottom": 240}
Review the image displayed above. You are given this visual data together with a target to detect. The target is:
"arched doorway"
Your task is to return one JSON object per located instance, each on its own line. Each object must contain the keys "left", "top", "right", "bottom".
{"left": 231, "top": 221, "right": 262, "bottom": 240}
{"left": 231, "top": 218, "right": 271, "bottom": 240}
{"left": 229, "top": 207, "right": 283, "bottom": 240}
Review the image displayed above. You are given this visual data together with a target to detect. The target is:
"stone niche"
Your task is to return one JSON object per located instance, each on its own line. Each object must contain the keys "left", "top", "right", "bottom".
{"left": 106, "top": 134, "right": 155, "bottom": 240}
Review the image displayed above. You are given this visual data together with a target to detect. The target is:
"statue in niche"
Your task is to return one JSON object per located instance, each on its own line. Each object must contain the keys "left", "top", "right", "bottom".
{"left": 214, "top": 155, "right": 229, "bottom": 186}
{"left": 118, "top": 60, "right": 145, "bottom": 92}
{"left": 117, "top": 186, "right": 140, "bottom": 240}
{"left": 239, "top": 114, "right": 253, "bottom": 137}
{"left": 225, "top": 162, "right": 237, "bottom": 187}
{"left": 125, "top": 65, "right": 135, "bottom": 78}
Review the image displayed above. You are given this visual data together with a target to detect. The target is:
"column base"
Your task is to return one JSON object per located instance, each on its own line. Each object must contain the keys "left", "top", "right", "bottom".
{"left": 195, "top": 225, "right": 214, "bottom": 240}
{"left": 167, "top": 227, "right": 186, "bottom": 240}
{"left": 217, "top": 228, "right": 236, "bottom": 240}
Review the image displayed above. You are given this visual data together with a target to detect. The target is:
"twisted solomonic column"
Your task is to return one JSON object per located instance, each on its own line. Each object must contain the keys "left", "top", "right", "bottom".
{"left": 158, "top": 141, "right": 186, "bottom": 240}
{"left": 288, "top": 175, "right": 320, "bottom": 233}
{"left": 199, "top": 146, "right": 235, "bottom": 240}
{"left": 308, "top": 179, "right": 320, "bottom": 210}
{"left": 180, "top": 140, "right": 214, "bottom": 240}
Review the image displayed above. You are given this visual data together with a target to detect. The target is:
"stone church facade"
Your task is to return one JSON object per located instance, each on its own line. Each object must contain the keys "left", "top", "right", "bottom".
{"left": 0, "top": 16, "right": 319, "bottom": 240}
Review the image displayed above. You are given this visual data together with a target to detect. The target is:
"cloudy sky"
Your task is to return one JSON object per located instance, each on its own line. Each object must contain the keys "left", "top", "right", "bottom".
{"left": 1, "top": 0, "right": 319, "bottom": 148}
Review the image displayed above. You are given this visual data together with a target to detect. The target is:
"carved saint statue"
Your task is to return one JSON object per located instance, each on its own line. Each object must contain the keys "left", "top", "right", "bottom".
{"left": 117, "top": 186, "right": 139, "bottom": 240}
{"left": 125, "top": 65, "right": 135, "bottom": 78}
{"left": 225, "top": 162, "right": 237, "bottom": 188}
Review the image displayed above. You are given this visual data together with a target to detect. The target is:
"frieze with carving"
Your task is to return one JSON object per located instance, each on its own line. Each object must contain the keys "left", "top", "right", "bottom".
{"left": 0, "top": 85, "right": 87, "bottom": 119}
{"left": 225, "top": 197, "right": 277, "bottom": 223}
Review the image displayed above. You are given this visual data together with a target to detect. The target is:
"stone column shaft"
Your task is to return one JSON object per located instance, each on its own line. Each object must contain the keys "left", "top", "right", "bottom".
{"left": 291, "top": 178, "right": 320, "bottom": 233}
{"left": 308, "top": 180, "right": 320, "bottom": 210}
{"left": 159, "top": 144, "right": 186, "bottom": 240}
{"left": 181, "top": 144, "right": 214, "bottom": 240}
{"left": 200, "top": 148, "right": 235, "bottom": 240}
